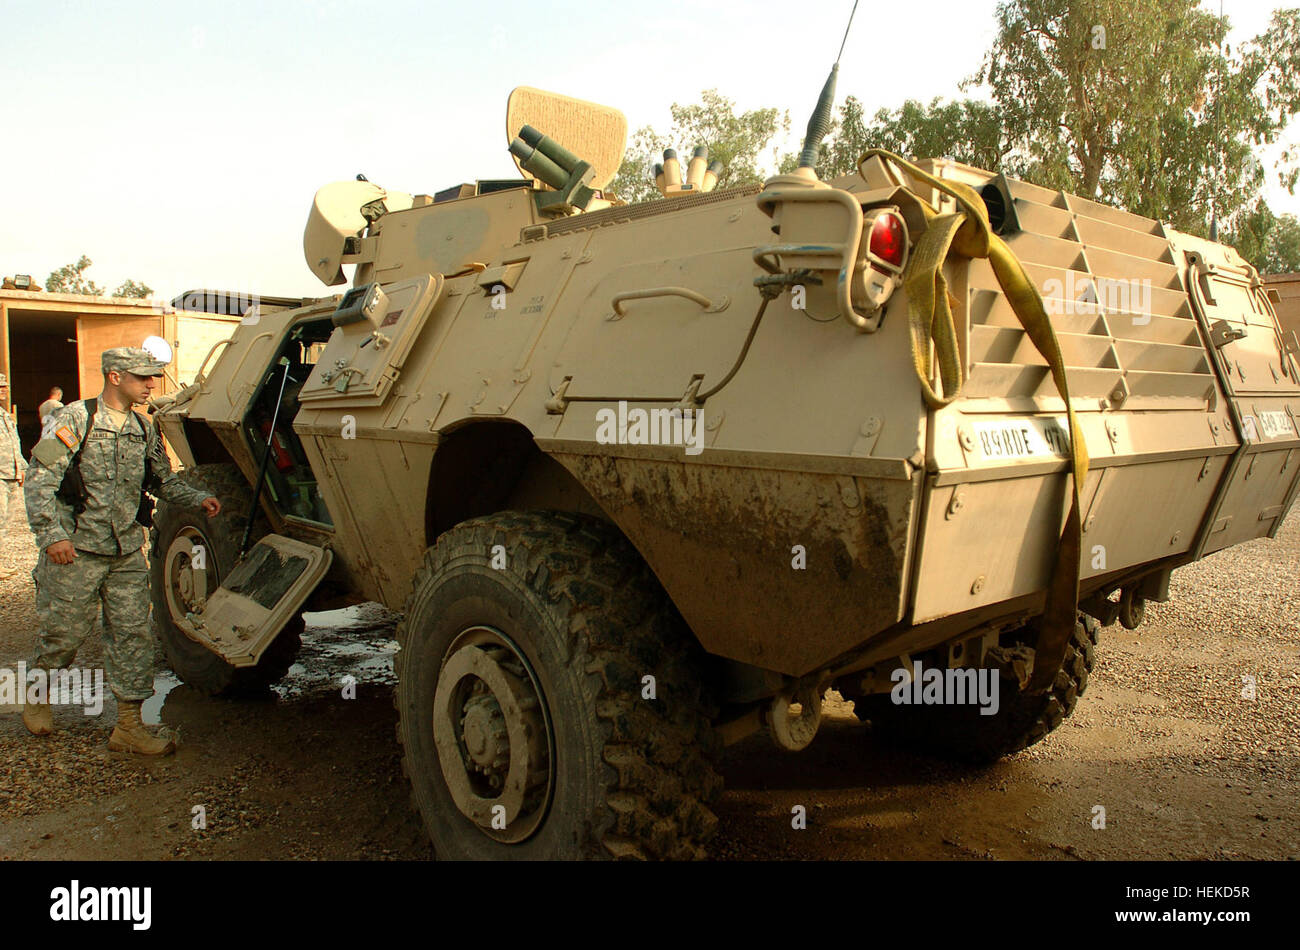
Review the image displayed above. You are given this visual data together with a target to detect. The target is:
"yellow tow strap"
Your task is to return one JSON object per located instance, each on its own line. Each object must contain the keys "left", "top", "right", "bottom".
{"left": 861, "top": 149, "right": 1091, "bottom": 693}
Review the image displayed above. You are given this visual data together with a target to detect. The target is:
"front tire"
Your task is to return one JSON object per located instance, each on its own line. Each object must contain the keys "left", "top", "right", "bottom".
{"left": 150, "top": 463, "right": 303, "bottom": 696}
{"left": 395, "top": 511, "right": 722, "bottom": 859}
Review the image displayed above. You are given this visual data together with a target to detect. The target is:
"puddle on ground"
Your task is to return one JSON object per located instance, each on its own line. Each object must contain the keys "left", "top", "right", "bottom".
{"left": 142, "top": 671, "right": 181, "bottom": 725}
{"left": 301, "top": 603, "right": 398, "bottom": 634}
{"left": 150, "top": 603, "right": 401, "bottom": 710}
{"left": 274, "top": 602, "right": 400, "bottom": 699}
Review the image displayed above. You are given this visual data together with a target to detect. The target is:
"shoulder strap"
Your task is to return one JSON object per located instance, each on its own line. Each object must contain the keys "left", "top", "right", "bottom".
{"left": 71, "top": 399, "right": 97, "bottom": 462}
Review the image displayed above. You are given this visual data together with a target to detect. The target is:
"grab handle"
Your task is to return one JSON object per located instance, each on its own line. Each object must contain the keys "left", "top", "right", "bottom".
{"left": 609, "top": 286, "right": 729, "bottom": 320}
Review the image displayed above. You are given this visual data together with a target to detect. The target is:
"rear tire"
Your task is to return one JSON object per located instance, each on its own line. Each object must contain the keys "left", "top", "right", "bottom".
{"left": 150, "top": 463, "right": 303, "bottom": 696}
{"left": 852, "top": 614, "right": 1100, "bottom": 764}
{"left": 395, "top": 511, "right": 722, "bottom": 859}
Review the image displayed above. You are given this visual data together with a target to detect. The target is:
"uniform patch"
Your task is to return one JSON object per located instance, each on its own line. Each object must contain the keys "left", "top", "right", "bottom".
{"left": 31, "top": 439, "right": 70, "bottom": 467}
{"left": 55, "top": 426, "right": 78, "bottom": 449}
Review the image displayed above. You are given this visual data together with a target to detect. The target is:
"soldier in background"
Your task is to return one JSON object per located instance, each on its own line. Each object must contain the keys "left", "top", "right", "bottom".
{"left": 0, "top": 374, "right": 27, "bottom": 580}
{"left": 22, "top": 348, "right": 221, "bottom": 754}
{"left": 38, "top": 386, "right": 64, "bottom": 428}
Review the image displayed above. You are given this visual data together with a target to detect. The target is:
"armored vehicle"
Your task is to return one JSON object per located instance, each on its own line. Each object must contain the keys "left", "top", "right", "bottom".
{"left": 149, "top": 85, "right": 1300, "bottom": 859}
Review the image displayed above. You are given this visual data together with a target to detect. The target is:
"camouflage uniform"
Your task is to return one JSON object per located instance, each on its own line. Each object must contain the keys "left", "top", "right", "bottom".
{"left": 0, "top": 381, "right": 26, "bottom": 568}
{"left": 24, "top": 353, "right": 210, "bottom": 702}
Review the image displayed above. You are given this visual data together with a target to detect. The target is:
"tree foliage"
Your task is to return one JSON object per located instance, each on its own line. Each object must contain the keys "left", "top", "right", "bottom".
{"left": 796, "top": 96, "right": 1008, "bottom": 180}
{"left": 609, "top": 2, "right": 1300, "bottom": 271}
{"left": 46, "top": 256, "right": 103, "bottom": 296}
{"left": 1225, "top": 202, "right": 1300, "bottom": 274}
{"left": 610, "top": 90, "right": 789, "bottom": 204}
{"left": 44, "top": 256, "right": 152, "bottom": 298}
{"left": 804, "top": 1, "right": 1299, "bottom": 250}
{"left": 112, "top": 279, "right": 154, "bottom": 299}
{"left": 973, "top": 0, "right": 1300, "bottom": 233}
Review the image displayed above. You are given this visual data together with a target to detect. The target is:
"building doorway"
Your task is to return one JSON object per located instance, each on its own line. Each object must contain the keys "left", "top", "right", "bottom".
{"left": 5, "top": 309, "right": 79, "bottom": 453}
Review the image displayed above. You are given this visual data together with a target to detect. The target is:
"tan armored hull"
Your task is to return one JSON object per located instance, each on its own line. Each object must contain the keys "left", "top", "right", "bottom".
{"left": 170, "top": 158, "right": 1299, "bottom": 684}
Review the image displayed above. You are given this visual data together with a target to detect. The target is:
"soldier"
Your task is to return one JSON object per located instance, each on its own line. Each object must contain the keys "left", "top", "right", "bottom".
{"left": 0, "top": 374, "right": 27, "bottom": 580}
{"left": 39, "top": 386, "right": 64, "bottom": 427}
{"left": 22, "top": 347, "right": 221, "bottom": 754}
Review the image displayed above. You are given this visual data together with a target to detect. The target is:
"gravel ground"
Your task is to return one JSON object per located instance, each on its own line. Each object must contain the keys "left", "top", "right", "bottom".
{"left": 1, "top": 491, "right": 1296, "bottom": 860}
{"left": 1126, "top": 522, "right": 1300, "bottom": 774}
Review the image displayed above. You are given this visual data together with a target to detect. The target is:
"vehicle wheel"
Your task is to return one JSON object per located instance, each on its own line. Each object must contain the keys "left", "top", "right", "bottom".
{"left": 851, "top": 614, "right": 1100, "bottom": 764}
{"left": 1119, "top": 587, "right": 1145, "bottom": 629}
{"left": 150, "top": 462, "right": 303, "bottom": 696}
{"left": 395, "top": 510, "right": 722, "bottom": 860}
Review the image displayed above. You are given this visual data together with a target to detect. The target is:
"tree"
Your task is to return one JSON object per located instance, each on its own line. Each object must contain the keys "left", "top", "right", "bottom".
{"left": 44, "top": 256, "right": 152, "bottom": 297}
{"left": 795, "top": 95, "right": 1010, "bottom": 180}
{"left": 113, "top": 279, "right": 154, "bottom": 299}
{"left": 46, "top": 256, "right": 103, "bottom": 296}
{"left": 800, "top": 2, "right": 1299, "bottom": 243}
{"left": 609, "top": 90, "right": 789, "bottom": 204}
{"left": 609, "top": 127, "right": 670, "bottom": 204}
{"left": 1225, "top": 201, "right": 1300, "bottom": 274}
{"left": 972, "top": 0, "right": 1300, "bottom": 234}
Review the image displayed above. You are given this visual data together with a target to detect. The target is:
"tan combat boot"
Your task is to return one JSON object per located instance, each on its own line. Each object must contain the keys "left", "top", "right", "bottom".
{"left": 107, "top": 700, "right": 175, "bottom": 756}
{"left": 22, "top": 698, "right": 54, "bottom": 736}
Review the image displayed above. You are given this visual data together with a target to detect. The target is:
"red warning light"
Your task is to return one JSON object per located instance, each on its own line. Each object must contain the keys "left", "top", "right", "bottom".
{"left": 869, "top": 212, "right": 906, "bottom": 269}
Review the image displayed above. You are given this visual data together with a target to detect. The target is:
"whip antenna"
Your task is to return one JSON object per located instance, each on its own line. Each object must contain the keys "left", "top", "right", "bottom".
{"left": 798, "top": 0, "right": 861, "bottom": 170}
{"left": 836, "top": 0, "right": 860, "bottom": 65}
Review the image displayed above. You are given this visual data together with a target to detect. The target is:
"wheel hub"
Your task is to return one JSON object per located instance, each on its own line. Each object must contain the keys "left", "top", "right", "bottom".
{"left": 432, "top": 627, "right": 553, "bottom": 843}
{"left": 163, "top": 527, "right": 216, "bottom": 629}
{"left": 461, "top": 689, "right": 509, "bottom": 779}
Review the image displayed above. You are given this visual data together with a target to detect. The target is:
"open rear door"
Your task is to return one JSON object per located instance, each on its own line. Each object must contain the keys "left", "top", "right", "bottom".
{"left": 1180, "top": 244, "right": 1300, "bottom": 554}
{"left": 177, "top": 535, "right": 333, "bottom": 667}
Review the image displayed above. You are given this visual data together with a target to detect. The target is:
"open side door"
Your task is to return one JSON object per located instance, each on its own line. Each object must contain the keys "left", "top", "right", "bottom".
{"left": 178, "top": 535, "right": 333, "bottom": 667}
{"left": 296, "top": 273, "right": 444, "bottom": 406}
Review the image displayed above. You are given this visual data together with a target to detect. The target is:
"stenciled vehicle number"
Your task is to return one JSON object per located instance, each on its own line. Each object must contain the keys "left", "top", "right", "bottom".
{"left": 972, "top": 416, "right": 1071, "bottom": 461}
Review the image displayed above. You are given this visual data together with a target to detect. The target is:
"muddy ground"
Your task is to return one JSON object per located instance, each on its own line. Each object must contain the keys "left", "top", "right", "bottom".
{"left": 1, "top": 504, "right": 1297, "bottom": 861}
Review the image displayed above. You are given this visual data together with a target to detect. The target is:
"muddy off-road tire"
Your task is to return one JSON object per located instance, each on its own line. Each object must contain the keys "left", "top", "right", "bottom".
{"left": 150, "top": 463, "right": 303, "bottom": 696}
{"left": 395, "top": 510, "right": 722, "bottom": 860}
{"left": 852, "top": 614, "right": 1100, "bottom": 765}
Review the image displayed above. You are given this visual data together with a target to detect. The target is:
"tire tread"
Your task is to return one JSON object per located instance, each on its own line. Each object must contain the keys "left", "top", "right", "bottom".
{"left": 394, "top": 510, "right": 722, "bottom": 859}
{"left": 855, "top": 614, "right": 1101, "bottom": 764}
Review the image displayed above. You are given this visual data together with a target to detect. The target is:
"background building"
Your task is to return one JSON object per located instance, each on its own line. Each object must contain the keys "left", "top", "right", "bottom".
{"left": 0, "top": 287, "right": 242, "bottom": 452}
{"left": 1264, "top": 273, "right": 1300, "bottom": 342}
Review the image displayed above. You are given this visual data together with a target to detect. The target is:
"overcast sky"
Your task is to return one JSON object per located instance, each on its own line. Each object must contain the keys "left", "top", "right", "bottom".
{"left": 1, "top": 0, "right": 1295, "bottom": 300}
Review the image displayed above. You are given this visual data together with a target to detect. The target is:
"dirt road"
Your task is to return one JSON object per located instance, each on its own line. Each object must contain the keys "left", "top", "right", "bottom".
{"left": 2, "top": 507, "right": 1296, "bottom": 861}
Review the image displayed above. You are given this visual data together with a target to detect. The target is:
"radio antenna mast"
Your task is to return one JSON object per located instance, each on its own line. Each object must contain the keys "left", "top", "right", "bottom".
{"left": 797, "top": 0, "right": 861, "bottom": 171}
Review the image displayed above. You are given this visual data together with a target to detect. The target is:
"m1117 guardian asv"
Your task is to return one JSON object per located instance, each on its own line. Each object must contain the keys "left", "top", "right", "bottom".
{"left": 149, "top": 74, "right": 1300, "bottom": 858}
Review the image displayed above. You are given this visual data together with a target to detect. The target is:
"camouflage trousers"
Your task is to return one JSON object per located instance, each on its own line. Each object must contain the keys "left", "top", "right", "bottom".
{"left": 0, "top": 479, "right": 20, "bottom": 557}
{"left": 32, "top": 547, "right": 155, "bottom": 701}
